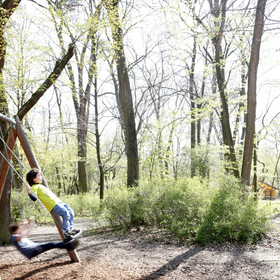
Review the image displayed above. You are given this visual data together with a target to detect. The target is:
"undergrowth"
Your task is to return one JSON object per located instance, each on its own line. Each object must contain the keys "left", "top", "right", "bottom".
{"left": 11, "top": 174, "right": 272, "bottom": 245}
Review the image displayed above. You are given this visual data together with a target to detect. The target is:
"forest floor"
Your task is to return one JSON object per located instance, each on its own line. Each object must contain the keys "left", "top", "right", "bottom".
{"left": 1, "top": 212, "right": 280, "bottom": 280}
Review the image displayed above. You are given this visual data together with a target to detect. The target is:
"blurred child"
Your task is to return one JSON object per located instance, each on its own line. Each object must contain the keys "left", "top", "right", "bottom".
{"left": 8, "top": 217, "right": 80, "bottom": 260}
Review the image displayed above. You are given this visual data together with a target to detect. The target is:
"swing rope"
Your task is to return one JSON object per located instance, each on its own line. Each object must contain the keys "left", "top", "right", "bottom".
{"left": 0, "top": 125, "right": 29, "bottom": 180}
{"left": 0, "top": 123, "right": 11, "bottom": 163}
{"left": 0, "top": 123, "right": 29, "bottom": 219}
{"left": 0, "top": 125, "right": 64, "bottom": 233}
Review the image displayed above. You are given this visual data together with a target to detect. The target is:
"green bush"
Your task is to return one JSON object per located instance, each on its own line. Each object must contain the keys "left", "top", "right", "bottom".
{"left": 102, "top": 179, "right": 166, "bottom": 228}
{"left": 157, "top": 177, "right": 212, "bottom": 238}
{"left": 102, "top": 185, "right": 134, "bottom": 228}
{"left": 196, "top": 175, "right": 269, "bottom": 245}
{"left": 63, "top": 193, "right": 101, "bottom": 217}
{"left": 102, "top": 177, "right": 212, "bottom": 236}
{"left": 10, "top": 174, "right": 270, "bottom": 245}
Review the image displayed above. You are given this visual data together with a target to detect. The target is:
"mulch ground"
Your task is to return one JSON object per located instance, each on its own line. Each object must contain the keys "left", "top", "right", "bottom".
{"left": 1, "top": 217, "right": 280, "bottom": 279}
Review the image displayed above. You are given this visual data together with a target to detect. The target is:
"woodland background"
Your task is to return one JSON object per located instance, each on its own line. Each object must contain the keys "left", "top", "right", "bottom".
{"left": 1, "top": 0, "right": 280, "bottom": 245}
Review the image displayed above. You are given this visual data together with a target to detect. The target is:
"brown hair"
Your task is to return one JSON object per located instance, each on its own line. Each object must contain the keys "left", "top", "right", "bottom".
{"left": 8, "top": 222, "right": 20, "bottom": 234}
{"left": 26, "top": 168, "right": 41, "bottom": 186}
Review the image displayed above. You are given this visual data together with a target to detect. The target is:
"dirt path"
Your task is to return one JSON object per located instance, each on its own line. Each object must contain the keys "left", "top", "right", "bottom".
{"left": 1, "top": 217, "right": 280, "bottom": 279}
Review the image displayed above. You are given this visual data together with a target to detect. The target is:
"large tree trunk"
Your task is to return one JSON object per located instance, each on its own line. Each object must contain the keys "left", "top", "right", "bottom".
{"left": 0, "top": 170, "right": 12, "bottom": 244}
{"left": 0, "top": 0, "right": 21, "bottom": 245}
{"left": 241, "top": 0, "right": 267, "bottom": 185}
{"left": 105, "top": 0, "right": 139, "bottom": 187}
{"left": 0, "top": 0, "right": 21, "bottom": 72}
{"left": 209, "top": 0, "right": 239, "bottom": 178}
{"left": 0, "top": 0, "right": 21, "bottom": 120}
{"left": 77, "top": 5, "right": 102, "bottom": 193}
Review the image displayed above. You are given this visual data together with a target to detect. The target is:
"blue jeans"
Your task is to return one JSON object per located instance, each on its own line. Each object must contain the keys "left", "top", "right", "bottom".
{"left": 51, "top": 202, "right": 74, "bottom": 232}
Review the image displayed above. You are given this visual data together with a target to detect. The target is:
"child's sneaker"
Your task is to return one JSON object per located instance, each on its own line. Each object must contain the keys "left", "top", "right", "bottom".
{"left": 63, "top": 231, "right": 73, "bottom": 244}
{"left": 69, "top": 229, "right": 82, "bottom": 238}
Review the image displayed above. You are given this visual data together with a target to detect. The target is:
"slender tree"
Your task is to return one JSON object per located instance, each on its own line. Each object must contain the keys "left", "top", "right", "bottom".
{"left": 47, "top": 0, "right": 102, "bottom": 192}
{"left": 104, "top": 0, "right": 139, "bottom": 187}
{"left": 241, "top": 0, "right": 267, "bottom": 185}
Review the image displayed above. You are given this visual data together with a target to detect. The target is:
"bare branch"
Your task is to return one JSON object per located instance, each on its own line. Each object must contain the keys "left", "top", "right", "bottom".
{"left": 17, "top": 44, "right": 75, "bottom": 120}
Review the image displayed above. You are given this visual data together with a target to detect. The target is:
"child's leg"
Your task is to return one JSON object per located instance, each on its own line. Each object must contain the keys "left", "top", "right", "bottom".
{"left": 32, "top": 242, "right": 64, "bottom": 257}
{"left": 32, "top": 240, "right": 79, "bottom": 258}
{"left": 64, "top": 204, "right": 74, "bottom": 231}
{"left": 51, "top": 202, "right": 71, "bottom": 232}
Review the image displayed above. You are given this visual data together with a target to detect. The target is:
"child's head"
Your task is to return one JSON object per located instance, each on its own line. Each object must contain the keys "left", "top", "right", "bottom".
{"left": 8, "top": 222, "right": 20, "bottom": 234}
{"left": 26, "top": 168, "right": 43, "bottom": 186}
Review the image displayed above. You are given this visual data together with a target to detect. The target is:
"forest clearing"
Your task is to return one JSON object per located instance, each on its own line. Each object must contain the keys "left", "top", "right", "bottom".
{"left": 1, "top": 0, "right": 280, "bottom": 279}
{"left": 1, "top": 215, "right": 280, "bottom": 280}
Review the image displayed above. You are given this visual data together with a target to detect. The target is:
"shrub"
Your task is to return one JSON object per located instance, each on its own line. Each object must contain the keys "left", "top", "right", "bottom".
{"left": 10, "top": 174, "right": 269, "bottom": 245}
{"left": 156, "top": 177, "right": 212, "bottom": 238}
{"left": 102, "top": 177, "right": 212, "bottom": 237}
{"left": 102, "top": 179, "right": 167, "bottom": 228}
{"left": 196, "top": 175, "right": 269, "bottom": 245}
{"left": 63, "top": 193, "right": 101, "bottom": 217}
{"left": 102, "top": 185, "right": 134, "bottom": 228}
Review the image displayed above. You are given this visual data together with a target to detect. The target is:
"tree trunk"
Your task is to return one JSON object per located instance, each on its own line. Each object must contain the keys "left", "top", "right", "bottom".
{"left": 253, "top": 141, "right": 258, "bottom": 200}
{"left": 206, "top": 69, "right": 216, "bottom": 143}
{"left": 190, "top": 38, "right": 197, "bottom": 178}
{"left": 210, "top": 0, "right": 239, "bottom": 178}
{"left": 105, "top": 0, "right": 139, "bottom": 187}
{"left": 94, "top": 75, "right": 105, "bottom": 199}
{"left": 49, "top": 6, "right": 94, "bottom": 193}
{"left": 0, "top": 0, "right": 21, "bottom": 73}
{"left": 164, "top": 119, "right": 175, "bottom": 175}
{"left": 77, "top": 121, "right": 88, "bottom": 193}
{"left": 236, "top": 44, "right": 247, "bottom": 147}
{"left": 241, "top": 0, "right": 267, "bottom": 185}
{"left": 0, "top": 0, "right": 21, "bottom": 245}
{"left": 0, "top": 170, "right": 12, "bottom": 244}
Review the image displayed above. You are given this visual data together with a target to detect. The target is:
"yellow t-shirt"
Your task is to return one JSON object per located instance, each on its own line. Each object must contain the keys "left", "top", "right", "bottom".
{"left": 31, "top": 184, "right": 62, "bottom": 212}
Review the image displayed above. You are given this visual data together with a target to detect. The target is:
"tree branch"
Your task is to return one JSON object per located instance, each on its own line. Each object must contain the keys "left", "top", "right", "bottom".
{"left": 17, "top": 44, "right": 75, "bottom": 120}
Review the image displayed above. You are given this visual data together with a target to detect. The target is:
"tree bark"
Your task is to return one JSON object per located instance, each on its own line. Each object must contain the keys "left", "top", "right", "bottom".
{"left": 94, "top": 75, "right": 105, "bottom": 199}
{"left": 0, "top": 0, "right": 21, "bottom": 245}
{"left": 209, "top": 0, "right": 239, "bottom": 177}
{"left": 190, "top": 38, "right": 197, "bottom": 178}
{"left": 241, "top": 0, "right": 267, "bottom": 185}
{"left": 105, "top": 0, "right": 139, "bottom": 187}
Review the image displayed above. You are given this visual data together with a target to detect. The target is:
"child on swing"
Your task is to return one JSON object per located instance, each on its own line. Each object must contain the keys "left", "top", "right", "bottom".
{"left": 9, "top": 217, "right": 80, "bottom": 259}
{"left": 25, "top": 168, "right": 81, "bottom": 244}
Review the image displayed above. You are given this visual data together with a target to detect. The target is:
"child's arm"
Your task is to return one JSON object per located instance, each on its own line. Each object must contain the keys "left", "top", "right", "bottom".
{"left": 20, "top": 217, "right": 34, "bottom": 238}
{"left": 26, "top": 185, "right": 38, "bottom": 201}
{"left": 22, "top": 219, "right": 28, "bottom": 237}
{"left": 28, "top": 216, "right": 35, "bottom": 232}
